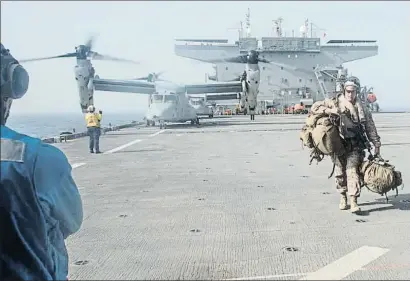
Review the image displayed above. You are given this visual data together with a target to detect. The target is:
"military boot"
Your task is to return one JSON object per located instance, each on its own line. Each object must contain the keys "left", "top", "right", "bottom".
{"left": 350, "top": 196, "right": 361, "bottom": 213}
{"left": 339, "top": 194, "right": 348, "bottom": 210}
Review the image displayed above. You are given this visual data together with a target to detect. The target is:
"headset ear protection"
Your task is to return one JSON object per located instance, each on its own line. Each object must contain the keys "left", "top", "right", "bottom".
{"left": 1, "top": 43, "right": 29, "bottom": 99}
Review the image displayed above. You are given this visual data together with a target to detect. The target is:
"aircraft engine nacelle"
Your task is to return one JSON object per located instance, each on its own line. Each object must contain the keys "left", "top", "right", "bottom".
{"left": 74, "top": 65, "right": 94, "bottom": 113}
{"left": 87, "top": 77, "right": 94, "bottom": 91}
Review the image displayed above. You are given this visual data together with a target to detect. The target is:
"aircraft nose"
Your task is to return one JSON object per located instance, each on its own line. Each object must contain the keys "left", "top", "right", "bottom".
{"left": 150, "top": 104, "right": 175, "bottom": 119}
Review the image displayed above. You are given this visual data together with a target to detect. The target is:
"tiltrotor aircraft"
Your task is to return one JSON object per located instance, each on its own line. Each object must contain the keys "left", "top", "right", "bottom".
{"left": 208, "top": 50, "right": 277, "bottom": 120}
{"left": 20, "top": 37, "right": 140, "bottom": 113}
{"left": 93, "top": 75, "right": 240, "bottom": 129}
{"left": 20, "top": 37, "right": 242, "bottom": 128}
{"left": 132, "top": 73, "right": 215, "bottom": 125}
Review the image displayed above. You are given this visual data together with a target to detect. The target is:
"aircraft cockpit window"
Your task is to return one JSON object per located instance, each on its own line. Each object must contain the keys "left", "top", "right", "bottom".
{"left": 191, "top": 100, "right": 203, "bottom": 105}
{"left": 152, "top": 95, "right": 163, "bottom": 103}
{"left": 164, "top": 95, "right": 177, "bottom": 103}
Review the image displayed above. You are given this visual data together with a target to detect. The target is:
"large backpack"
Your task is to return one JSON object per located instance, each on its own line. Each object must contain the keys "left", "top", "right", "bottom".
{"left": 311, "top": 116, "right": 345, "bottom": 156}
{"left": 360, "top": 157, "right": 403, "bottom": 202}
{"left": 299, "top": 112, "right": 345, "bottom": 165}
{"left": 299, "top": 113, "right": 321, "bottom": 149}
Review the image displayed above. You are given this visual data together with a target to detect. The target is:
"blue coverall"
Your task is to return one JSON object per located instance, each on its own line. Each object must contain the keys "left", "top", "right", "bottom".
{"left": 0, "top": 125, "right": 83, "bottom": 280}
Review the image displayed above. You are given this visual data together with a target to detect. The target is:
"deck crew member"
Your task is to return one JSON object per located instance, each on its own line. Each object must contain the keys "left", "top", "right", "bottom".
{"left": 85, "top": 105, "right": 102, "bottom": 153}
{"left": 1, "top": 43, "right": 83, "bottom": 280}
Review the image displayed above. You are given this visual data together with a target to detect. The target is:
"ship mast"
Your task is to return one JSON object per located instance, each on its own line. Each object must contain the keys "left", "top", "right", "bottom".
{"left": 273, "top": 17, "right": 283, "bottom": 37}
{"left": 245, "top": 8, "right": 251, "bottom": 38}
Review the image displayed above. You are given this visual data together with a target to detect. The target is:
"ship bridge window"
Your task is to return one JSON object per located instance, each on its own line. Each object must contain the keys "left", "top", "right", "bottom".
{"left": 164, "top": 94, "right": 177, "bottom": 103}
{"left": 152, "top": 94, "right": 164, "bottom": 103}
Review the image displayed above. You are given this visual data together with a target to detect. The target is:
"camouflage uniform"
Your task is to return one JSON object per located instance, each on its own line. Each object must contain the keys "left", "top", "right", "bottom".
{"left": 310, "top": 88, "right": 381, "bottom": 212}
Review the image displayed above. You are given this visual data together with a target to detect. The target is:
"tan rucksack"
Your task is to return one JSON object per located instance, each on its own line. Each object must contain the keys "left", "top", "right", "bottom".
{"left": 299, "top": 113, "right": 325, "bottom": 149}
{"left": 360, "top": 158, "right": 403, "bottom": 202}
{"left": 311, "top": 116, "right": 345, "bottom": 156}
{"left": 300, "top": 112, "right": 346, "bottom": 166}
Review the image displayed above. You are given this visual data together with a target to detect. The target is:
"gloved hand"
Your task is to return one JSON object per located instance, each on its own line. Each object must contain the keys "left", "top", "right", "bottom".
{"left": 99, "top": 110, "right": 102, "bottom": 114}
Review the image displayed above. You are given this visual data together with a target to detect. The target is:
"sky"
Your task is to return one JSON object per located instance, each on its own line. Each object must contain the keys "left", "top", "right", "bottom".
{"left": 1, "top": 1, "right": 409, "bottom": 114}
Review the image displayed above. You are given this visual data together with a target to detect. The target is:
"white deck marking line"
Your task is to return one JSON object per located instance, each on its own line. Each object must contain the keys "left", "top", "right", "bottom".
{"left": 72, "top": 162, "right": 86, "bottom": 169}
{"left": 299, "top": 246, "right": 390, "bottom": 280}
{"left": 104, "top": 130, "right": 165, "bottom": 154}
{"left": 104, "top": 139, "right": 143, "bottom": 154}
{"left": 224, "top": 272, "right": 307, "bottom": 280}
{"left": 149, "top": 129, "right": 165, "bottom": 137}
{"left": 225, "top": 246, "right": 389, "bottom": 281}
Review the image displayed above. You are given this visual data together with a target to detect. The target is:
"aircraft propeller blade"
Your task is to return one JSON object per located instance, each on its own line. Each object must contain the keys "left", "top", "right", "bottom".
{"left": 88, "top": 51, "right": 140, "bottom": 64}
{"left": 209, "top": 50, "right": 271, "bottom": 64}
{"left": 20, "top": 35, "right": 138, "bottom": 64}
{"left": 20, "top": 52, "right": 77, "bottom": 63}
{"left": 134, "top": 71, "right": 167, "bottom": 82}
{"left": 84, "top": 35, "right": 96, "bottom": 50}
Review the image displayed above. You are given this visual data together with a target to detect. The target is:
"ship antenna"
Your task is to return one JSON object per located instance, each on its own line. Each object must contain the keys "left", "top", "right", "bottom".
{"left": 305, "top": 19, "right": 309, "bottom": 38}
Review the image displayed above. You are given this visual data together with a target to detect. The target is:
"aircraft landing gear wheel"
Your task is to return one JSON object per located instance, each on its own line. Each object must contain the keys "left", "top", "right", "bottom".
{"left": 209, "top": 114, "right": 213, "bottom": 118}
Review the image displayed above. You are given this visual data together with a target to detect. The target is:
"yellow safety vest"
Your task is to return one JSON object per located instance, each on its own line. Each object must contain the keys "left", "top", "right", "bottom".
{"left": 85, "top": 113, "right": 102, "bottom": 128}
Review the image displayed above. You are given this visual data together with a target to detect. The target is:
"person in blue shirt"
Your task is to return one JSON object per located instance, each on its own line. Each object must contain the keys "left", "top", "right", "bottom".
{"left": 0, "top": 43, "right": 83, "bottom": 280}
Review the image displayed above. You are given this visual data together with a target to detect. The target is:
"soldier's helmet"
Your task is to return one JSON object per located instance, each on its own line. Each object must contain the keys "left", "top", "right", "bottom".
{"left": 87, "top": 105, "right": 95, "bottom": 112}
{"left": 346, "top": 76, "right": 360, "bottom": 88}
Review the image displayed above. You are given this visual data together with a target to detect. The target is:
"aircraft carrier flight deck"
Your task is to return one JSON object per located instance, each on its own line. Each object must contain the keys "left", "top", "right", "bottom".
{"left": 54, "top": 113, "right": 410, "bottom": 280}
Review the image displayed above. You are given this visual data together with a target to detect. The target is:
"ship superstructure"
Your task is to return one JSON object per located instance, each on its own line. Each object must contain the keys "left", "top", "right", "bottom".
{"left": 174, "top": 9, "right": 379, "bottom": 111}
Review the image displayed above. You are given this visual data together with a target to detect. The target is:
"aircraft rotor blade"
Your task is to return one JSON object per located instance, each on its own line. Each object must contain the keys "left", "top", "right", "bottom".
{"left": 20, "top": 52, "right": 77, "bottom": 63}
{"left": 155, "top": 70, "right": 166, "bottom": 77}
{"left": 208, "top": 54, "right": 270, "bottom": 64}
{"left": 84, "top": 35, "right": 96, "bottom": 50}
{"left": 88, "top": 51, "right": 140, "bottom": 64}
{"left": 135, "top": 76, "right": 149, "bottom": 80}
{"left": 227, "top": 77, "right": 241, "bottom": 82}
{"left": 209, "top": 55, "right": 248, "bottom": 64}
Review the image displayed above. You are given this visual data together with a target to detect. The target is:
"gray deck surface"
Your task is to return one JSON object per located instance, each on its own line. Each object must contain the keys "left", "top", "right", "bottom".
{"left": 54, "top": 113, "right": 410, "bottom": 280}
